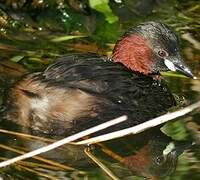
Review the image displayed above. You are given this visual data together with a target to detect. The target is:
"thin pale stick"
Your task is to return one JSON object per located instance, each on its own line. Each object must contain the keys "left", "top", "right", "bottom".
{"left": 0, "top": 115, "right": 127, "bottom": 168}
{"left": 16, "top": 164, "right": 57, "bottom": 180}
{"left": 84, "top": 148, "right": 119, "bottom": 180}
{"left": 76, "top": 101, "right": 200, "bottom": 145}
{"left": 0, "top": 144, "right": 75, "bottom": 171}
{"left": 0, "top": 129, "right": 54, "bottom": 143}
{"left": 0, "top": 157, "right": 63, "bottom": 171}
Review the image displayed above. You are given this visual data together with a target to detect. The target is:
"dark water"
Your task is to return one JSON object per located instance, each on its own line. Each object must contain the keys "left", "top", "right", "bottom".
{"left": 0, "top": 0, "right": 200, "bottom": 179}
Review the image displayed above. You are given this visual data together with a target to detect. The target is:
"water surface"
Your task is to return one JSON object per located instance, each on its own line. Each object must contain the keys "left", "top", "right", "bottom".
{"left": 0, "top": 0, "right": 199, "bottom": 179}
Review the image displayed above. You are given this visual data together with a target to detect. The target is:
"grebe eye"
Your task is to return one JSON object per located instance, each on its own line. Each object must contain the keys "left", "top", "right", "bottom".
{"left": 155, "top": 156, "right": 165, "bottom": 165}
{"left": 158, "top": 50, "right": 168, "bottom": 58}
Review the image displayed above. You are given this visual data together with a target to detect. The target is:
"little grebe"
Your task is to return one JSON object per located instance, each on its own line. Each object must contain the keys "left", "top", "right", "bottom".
{"left": 3, "top": 22, "right": 195, "bottom": 135}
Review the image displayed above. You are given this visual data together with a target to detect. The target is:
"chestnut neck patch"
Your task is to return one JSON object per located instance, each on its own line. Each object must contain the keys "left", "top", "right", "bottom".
{"left": 112, "top": 34, "right": 152, "bottom": 75}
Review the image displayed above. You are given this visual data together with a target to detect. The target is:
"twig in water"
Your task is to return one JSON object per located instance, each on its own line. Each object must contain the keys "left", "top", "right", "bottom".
{"left": 84, "top": 148, "right": 119, "bottom": 180}
{"left": 76, "top": 101, "right": 200, "bottom": 145}
{"left": 0, "top": 157, "right": 63, "bottom": 171}
{"left": 0, "top": 115, "right": 127, "bottom": 168}
{"left": 16, "top": 164, "right": 57, "bottom": 180}
{"left": 0, "top": 129, "right": 54, "bottom": 143}
{"left": 97, "top": 143, "right": 123, "bottom": 162}
{"left": 0, "top": 144, "right": 75, "bottom": 171}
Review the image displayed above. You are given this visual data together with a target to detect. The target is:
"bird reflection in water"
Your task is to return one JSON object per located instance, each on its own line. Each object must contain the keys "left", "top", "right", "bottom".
{"left": 89, "top": 128, "right": 192, "bottom": 179}
{"left": 0, "top": 126, "right": 193, "bottom": 179}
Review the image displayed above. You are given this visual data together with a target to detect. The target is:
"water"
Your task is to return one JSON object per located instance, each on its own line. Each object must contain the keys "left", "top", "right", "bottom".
{"left": 0, "top": 0, "right": 200, "bottom": 179}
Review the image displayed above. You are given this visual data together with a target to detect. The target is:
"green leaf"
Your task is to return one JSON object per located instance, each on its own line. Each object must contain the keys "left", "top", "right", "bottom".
{"left": 51, "top": 35, "right": 86, "bottom": 42}
{"left": 162, "top": 120, "right": 189, "bottom": 140}
{"left": 10, "top": 55, "right": 24, "bottom": 62}
{"left": 89, "top": 0, "right": 118, "bottom": 23}
{"left": 161, "top": 72, "right": 189, "bottom": 78}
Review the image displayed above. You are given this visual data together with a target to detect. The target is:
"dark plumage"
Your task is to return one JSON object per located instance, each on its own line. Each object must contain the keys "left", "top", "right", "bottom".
{"left": 2, "top": 22, "right": 195, "bottom": 136}
{"left": 3, "top": 53, "right": 175, "bottom": 135}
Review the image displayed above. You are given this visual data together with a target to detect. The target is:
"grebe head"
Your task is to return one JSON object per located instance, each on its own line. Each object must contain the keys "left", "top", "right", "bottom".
{"left": 112, "top": 21, "right": 195, "bottom": 78}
